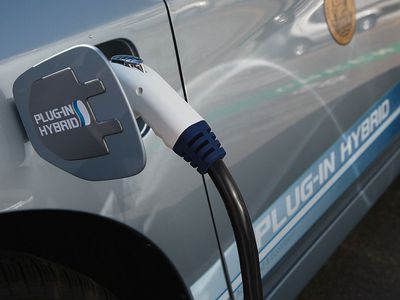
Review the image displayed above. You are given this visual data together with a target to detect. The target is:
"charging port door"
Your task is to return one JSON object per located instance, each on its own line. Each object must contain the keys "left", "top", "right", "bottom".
{"left": 13, "top": 45, "right": 145, "bottom": 181}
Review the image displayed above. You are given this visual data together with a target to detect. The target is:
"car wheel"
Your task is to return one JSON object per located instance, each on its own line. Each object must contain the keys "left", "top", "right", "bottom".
{"left": 0, "top": 251, "right": 118, "bottom": 300}
{"left": 292, "top": 40, "right": 310, "bottom": 57}
{"left": 358, "top": 16, "right": 377, "bottom": 32}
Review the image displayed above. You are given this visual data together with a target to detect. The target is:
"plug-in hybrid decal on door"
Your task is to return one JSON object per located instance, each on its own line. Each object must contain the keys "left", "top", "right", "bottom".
{"left": 191, "top": 81, "right": 400, "bottom": 300}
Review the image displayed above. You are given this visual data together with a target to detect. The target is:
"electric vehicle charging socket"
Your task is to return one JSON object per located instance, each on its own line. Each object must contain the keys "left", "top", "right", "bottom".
{"left": 13, "top": 45, "right": 145, "bottom": 181}
{"left": 13, "top": 45, "right": 263, "bottom": 300}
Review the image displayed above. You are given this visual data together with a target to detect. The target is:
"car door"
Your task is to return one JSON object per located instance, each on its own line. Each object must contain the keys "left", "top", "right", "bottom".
{"left": 166, "top": 0, "right": 400, "bottom": 298}
{"left": 0, "top": 0, "right": 232, "bottom": 298}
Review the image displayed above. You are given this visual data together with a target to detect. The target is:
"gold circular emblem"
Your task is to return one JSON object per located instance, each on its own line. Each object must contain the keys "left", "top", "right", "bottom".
{"left": 324, "top": 0, "right": 356, "bottom": 45}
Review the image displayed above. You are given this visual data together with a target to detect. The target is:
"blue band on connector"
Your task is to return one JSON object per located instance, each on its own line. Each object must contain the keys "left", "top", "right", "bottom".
{"left": 173, "top": 121, "right": 226, "bottom": 174}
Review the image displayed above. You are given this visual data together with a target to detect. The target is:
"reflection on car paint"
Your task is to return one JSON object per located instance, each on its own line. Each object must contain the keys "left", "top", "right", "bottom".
{"left": 192, "top": 81, "right": 400, "bottom": 299}
{"left": 204, "top": 41, "right": 400, "bottom": 122}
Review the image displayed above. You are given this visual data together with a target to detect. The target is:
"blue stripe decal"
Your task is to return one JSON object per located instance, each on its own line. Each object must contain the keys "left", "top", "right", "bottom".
{"left": 73, "top": 100, "right": 85, "bottom": 127}
{"left": 191, "top": 82, "right": 400, "bottom": 300}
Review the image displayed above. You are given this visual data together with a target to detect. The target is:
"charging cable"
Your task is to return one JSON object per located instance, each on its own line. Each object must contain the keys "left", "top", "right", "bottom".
{"left": 111, "top": 55, "right": 263, "bottom": 300}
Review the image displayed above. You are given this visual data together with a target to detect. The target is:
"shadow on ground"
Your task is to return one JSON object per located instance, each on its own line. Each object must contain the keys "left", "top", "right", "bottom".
{"left": 297, "top": 176, "right": 400, "bottom": 300}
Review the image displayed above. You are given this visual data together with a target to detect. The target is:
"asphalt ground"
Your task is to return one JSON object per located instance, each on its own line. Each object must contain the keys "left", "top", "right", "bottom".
{"left": 297, "top": 176, "right": 400, "bottom": 300}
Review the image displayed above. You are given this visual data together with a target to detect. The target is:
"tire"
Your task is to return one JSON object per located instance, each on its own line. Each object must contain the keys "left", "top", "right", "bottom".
{"left": 358, "top": 16, "right": 377, "bottom": 32}
{"left": 0, "top": 251, "right": 118, "bottom": 300}
{"left": 291, "top": 39, "right": 310, "bottom": 57}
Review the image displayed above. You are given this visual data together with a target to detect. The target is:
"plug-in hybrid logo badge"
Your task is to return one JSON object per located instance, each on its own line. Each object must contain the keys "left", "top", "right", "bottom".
{"left": 33, "top": 100, "right": 92, "bottom": 137}
{"left": 73, "top": 100, "right": 91, "bottom": 127}
{"left": 29, "top": 68, "right": 123, "bottom": 161}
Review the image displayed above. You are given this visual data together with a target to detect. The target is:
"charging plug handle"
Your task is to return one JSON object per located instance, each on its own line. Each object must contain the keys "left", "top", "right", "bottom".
{"left": 173, "top": 120, "right": 226, "bottom": 174}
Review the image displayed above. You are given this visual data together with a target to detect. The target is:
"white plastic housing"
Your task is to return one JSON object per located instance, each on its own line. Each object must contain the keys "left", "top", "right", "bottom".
{"left": 111, "top": 63, "right": 204, "bottom": 148}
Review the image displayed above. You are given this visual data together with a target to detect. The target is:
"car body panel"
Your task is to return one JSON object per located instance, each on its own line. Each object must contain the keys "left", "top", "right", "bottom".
{"left": 166, "top": 0, "right": 400, "bottom": 298}
{"left": 0, "top": 0, "right": 227, "bottom": 294}
{"left": 0, "top": 0, "right": 399, "bottom": 299}
{"left": 269, "top": 140, "right": 400, "bottom": 299}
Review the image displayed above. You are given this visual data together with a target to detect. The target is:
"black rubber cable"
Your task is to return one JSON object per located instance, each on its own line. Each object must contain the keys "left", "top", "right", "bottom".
{"left": 202, "top": 175, "right": 236, "bottom": 300}
{"left": 208, "top": 159, "right": 263, "bottom": 300}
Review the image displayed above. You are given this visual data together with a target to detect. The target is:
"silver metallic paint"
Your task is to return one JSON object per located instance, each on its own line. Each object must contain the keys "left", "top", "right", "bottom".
{"left": 0, "top": 0, "right": 399, "bottom": 299}
{"left": 166, "top": 0, "right": 400, "bottom": 297}
{"left": 0, "top": 0, "right": 226, "bottom": 294}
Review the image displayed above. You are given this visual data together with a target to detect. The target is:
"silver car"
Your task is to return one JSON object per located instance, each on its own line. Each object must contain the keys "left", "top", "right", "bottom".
{"left": 0, "top": 0, "right": 399, "bottom": 299}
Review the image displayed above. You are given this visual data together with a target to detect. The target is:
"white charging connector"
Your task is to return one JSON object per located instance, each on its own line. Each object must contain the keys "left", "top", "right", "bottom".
{"left": 111, "top": 60, "right": 203, "bottom": 148}
{"left": 110, "top": 55, "right": 226, "bottom": 174}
